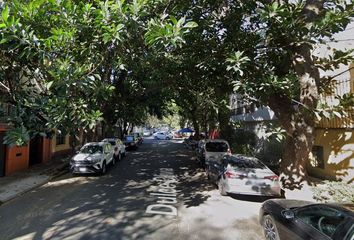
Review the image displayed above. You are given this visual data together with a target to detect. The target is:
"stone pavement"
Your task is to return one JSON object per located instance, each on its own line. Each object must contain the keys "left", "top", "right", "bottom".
{"left": 0, "top": 157, "right": 69, "bottom": 205}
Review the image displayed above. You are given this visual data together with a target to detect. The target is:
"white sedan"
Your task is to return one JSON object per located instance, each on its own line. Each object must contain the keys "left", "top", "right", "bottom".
{"left": 207, "top": 154, "right": 282, "bottom": 196}
{"left": 153, "top": 131, "right": 173, "bottom": 140}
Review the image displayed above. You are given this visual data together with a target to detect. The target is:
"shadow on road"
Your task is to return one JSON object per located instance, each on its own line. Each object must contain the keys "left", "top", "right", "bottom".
{"left": 0, "top": 140, "right": 211, "bottom": 240}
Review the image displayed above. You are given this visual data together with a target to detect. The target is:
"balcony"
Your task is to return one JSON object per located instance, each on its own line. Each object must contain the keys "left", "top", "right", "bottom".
{"left": 316, "top": 109, "right": 354, "bottom": 129}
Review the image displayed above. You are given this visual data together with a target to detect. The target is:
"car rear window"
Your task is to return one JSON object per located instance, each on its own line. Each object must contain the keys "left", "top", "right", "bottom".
{"left": 228, "top": 157, "right": 266, "bottom": 169}
{"left": 205, "top": 142, "right": 229, "bottom": 152}
{"left": 126, "top": 136, "right": 134, "bottom": 141}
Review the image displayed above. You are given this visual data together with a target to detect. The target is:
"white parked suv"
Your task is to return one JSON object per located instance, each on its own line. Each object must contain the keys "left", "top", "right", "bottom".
{"left": 70, "top": 142, "right": 114, "bottom": 175}
{"left": 153, "top": 131, "right": 173, "bottom": 140}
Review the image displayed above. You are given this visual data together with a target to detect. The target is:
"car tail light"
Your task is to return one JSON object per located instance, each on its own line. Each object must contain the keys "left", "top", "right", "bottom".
{"left": 264, "top": 175, "right": 279, "bottom": 181}
{"left": 225, "top": 171, "right": 246, "bottom": 179}
{"left": 225, "top": 171, "right": 234, "bottom": 178}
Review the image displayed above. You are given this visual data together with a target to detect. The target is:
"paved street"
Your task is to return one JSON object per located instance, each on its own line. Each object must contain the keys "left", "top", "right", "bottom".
{"left": 0, "top": 139, "right": 264, "bottom": 240}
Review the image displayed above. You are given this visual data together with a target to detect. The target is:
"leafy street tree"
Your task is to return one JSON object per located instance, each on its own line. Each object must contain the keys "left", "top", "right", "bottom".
{"left": 0, "top": 0, "right": 196, "bottom": 147}
{"left": 1, "top": 0, "right": 353, "bottom": 189}
{"left": 225, "top": 1, "right": 354, "bottom": 188}
{"left": 148, "top": 0, "right": 354, "bottom": 187}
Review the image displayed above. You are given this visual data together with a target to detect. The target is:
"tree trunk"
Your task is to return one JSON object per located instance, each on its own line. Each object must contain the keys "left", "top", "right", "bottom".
{"left": 191, "top": 116, "right": 200, "bottom": 137}
{"left": 266, "top": 0, "right": 324, "bottom": 189}
{"left": 280, "top": 116, "right": 315, "bottom": 189}
{"left": 268, "top": 92, "right": 317, "bottom": 189}
{"left": 218, "top": 106, "right": 232, "bottom": 142}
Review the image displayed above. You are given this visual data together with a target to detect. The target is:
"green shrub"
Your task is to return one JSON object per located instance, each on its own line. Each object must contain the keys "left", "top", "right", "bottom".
{"left": 312, "top": 180, "right": 354, "bottom": 203}
{"left": 229, "top": 129, "right": 257, "bottom": 155}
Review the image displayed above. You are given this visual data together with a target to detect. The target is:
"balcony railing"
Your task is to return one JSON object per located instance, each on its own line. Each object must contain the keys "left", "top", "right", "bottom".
{"left": 316, "top": 109, "right": 354, "bottom": 129}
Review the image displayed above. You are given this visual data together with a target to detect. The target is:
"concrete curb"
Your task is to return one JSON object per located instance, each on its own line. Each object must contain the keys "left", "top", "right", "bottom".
{"left": 0, "top": 178, "right": 48, "bottom": 206}
{"left": 0, "top": 163, "right": 70, "bottom": 206}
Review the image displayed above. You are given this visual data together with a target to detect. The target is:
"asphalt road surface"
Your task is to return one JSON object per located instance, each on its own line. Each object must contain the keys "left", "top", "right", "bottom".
{"left": 0, "top": 139, "right": 265, "bottom": 240}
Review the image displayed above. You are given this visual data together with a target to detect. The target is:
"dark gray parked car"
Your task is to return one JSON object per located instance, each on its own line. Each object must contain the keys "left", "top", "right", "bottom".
{"left": 259, "top": 199, "right": 354, "bottom": 240}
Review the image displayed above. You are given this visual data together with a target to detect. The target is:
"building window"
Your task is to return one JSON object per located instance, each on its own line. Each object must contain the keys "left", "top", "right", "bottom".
{"left": 311, "top": 146, "right": 324, "bottom": 169}
{"left": 56, "top": 133, "right": 66, "bottom": 145}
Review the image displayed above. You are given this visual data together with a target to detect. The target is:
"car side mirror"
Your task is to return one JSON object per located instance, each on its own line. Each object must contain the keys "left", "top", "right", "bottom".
{"left": 282, "top": 210, "right": 294, "bottom": 219}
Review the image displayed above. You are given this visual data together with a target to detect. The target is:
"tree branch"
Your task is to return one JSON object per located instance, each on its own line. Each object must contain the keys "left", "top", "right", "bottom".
{"left": 325, "top": 66, "right": 354, "bottom": 82}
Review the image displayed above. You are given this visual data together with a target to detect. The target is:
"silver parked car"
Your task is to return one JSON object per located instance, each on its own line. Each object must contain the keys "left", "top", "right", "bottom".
{"left": 207, "top": 154, "right": 281, "bottom": 196}
{"left": 204, "top": 139, "right": 231, "bottom": 166}
{"left": 102, "top": 138, "right": 126, "bottom": 161}
{"left": 70, "top": 142, "right": 114, "bottom": 175}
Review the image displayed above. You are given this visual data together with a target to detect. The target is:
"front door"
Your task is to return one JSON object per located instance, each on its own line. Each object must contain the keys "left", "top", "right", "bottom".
{"left": 0, "top": 132, "right": 6, "bottom": 177}
{"left": 29, "top": 136, "right": 43, "bottom": 166}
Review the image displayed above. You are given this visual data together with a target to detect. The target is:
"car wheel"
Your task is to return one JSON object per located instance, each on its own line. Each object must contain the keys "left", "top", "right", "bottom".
{"left": 101, "top": 162, "right": 107, "bottom": 175}
{"left": 262, "top": 215, "right": 280, "bottom": 240}
{"left": 218, "top": 178, "right": 227, "bottom": 196}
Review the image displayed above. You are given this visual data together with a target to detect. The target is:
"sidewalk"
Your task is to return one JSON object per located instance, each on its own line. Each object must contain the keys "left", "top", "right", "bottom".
{"left": 0, "top": 157, "right": 70, "bottom": 205}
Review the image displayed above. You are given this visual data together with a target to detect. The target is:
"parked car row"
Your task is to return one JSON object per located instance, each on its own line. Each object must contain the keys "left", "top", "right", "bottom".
{"left": 194, "top": 139, "right": 281, "bottom": 197}
{"left": 70, "top": 134, "right": 143, "bottom": 175}
{"left": 192, "top": 139, "right": 354, "bottom": 240}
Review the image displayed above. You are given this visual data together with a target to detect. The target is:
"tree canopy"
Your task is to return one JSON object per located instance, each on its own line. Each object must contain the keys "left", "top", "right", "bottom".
{"left": 0, "top": 0, "right": 197, "bottom": 144}
{"left": 1, "top": 0, "right": 353, "bottom": 187}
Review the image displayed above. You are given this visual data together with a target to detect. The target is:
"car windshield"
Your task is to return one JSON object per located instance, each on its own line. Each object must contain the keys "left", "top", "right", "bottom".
{"left": 80, "top": 145, "right": 103, "bottom": 154}
{"left": 205, "top": 142, "right": 229, "bottom": 152}
{"left": 229, "top": 157, "right": 266, "bottom": 169}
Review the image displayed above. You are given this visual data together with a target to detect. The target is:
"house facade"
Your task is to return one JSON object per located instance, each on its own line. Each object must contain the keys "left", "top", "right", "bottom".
{"left": 0, "top": 103, "right": 72, "bottom": 176}
{"left": 230, "top": 22, "right": 354, "bottom": 182}
{"left": 230, "top": 62, "right": 354, "bottom": 183}
{"left": 308, "top": 63, "right": 354, "bottom": 183}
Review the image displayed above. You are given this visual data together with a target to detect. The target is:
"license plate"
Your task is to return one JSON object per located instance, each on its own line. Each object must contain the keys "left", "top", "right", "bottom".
{"left": 79, "top": 167, "right": 86, "bottom": 172}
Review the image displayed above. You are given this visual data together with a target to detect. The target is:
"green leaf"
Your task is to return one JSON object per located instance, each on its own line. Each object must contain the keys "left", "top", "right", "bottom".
{"left": 3, "top": 126, "right": 30, "bottom": 147}
{"left": 2, "top": 5, "right": 9, "bottom": 22}
{"left": 184, "top": 21, "right": 198, "bottom": 28}
{"left": 46, "top": 81, "right": 54, "bottom": 90}
{"left": 0, "top": 38, "right": 7, "bottom": 44}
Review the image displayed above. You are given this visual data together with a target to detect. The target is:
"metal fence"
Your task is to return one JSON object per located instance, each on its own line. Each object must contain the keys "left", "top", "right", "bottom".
{"left": 317, "top": 79, "right": 354, "bottom": 129}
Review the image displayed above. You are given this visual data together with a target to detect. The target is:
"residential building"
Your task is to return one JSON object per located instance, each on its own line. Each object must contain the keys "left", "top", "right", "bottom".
{"left": 230, "top": 62, "right": 353, "bottom": 182}
{"left": 308, "top": 63, "right": 354, "bottom": 183}
{"left": 0, "top": 103, "right": 72, "bottom": 176}
{"left": 51, "top": 132, "right": 72, "bottom": 160}
{"left": 230, "top": 21, "right": 354, "bottom": 182}
{"left": 0, "top": 104, "right": 31, "bottom": 176}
